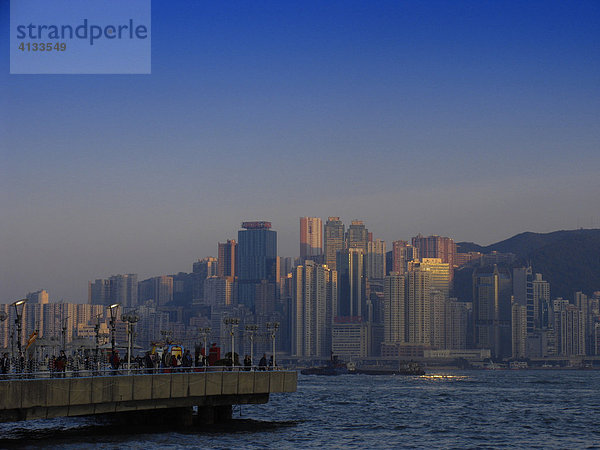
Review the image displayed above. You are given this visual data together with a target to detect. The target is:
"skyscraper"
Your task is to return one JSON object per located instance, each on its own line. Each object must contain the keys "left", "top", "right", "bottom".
{"left": 324, "top": 217, "right": 344, "bottom": 271}
{"left": 336, "top": 248, "right": 365, "bottom": 319}
{"left": 346, "top": 220, "right": 368, "bottom": 252}
{"left": 411, "top": 234, "right": 456, "bottom": 281}
{"left": 300, "top": 217, "right": 323, "bottom": 262}
{"left": 383, "top": 272, "right": 406, "bottom": 344}
{"left": 366, "top": 239, "right": 386, "bottom": 279}
{"left": 237, "top": 221, "right": 277, "bottom": 312}
{"left": 88, "top": 274, "right": 137, "bottom": 307}
{"left": 473, "top": 265, "right": 512, "bottom": 359}
{"left": 217, "top": 240, "right": 237, "bottom": 281}
{"left": 512, "top": 266, "right": 534, "bottom": 332}
{"left": 292, "top": 260, "right": 337, "bottom": 357}
{"left": 391, "top": 240, "right": 416, "bottom": 274}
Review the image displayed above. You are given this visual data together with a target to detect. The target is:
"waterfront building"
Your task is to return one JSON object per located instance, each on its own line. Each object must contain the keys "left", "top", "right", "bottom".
{"left": 472, "top": 265, "right": 512, "bottom": 360}
{"left": 553, "top": 299, "right": 586, "bottom": 356}
{"left": 331, "top": 317, "right": 367, "bottom": 359}
{"left": 383, "top": 272, "right": 406, "bottom": 345}
{"left": 444, "top": 299, "right": 469, "bottom": 350}
{"left": 292, "top": 260, "right": 337, "bottom": 357}
{"left": 511, "top": 301, "right": 527, "bottom": 359}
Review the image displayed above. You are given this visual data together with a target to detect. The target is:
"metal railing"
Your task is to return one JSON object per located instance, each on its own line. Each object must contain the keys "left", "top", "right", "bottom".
{"left": 0, "top": 357, "right": 284, "bottom": 381}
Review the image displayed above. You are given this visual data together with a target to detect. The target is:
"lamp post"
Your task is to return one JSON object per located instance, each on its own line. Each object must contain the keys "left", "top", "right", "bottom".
{"left": 266, "top": 322, "right": 279, "bottom": 369}
{"left": 121, "top": 312, "right": 140, "bottom": 374}
{"left": 107, "top": 304, "right": 120, "bottom": 356}
{"left": 61, "top": 316, "right": 70, "bottom": 352}
{"left": 245, "top": 324, "right": 258, "bottom": 369}
{"left": 11, "top": 299, "right": 28, "bottom": 361}
{"left": 223, "top": 317, "right": 240, "bottom": 367}
{"left": 199, "top": 327, "right": 211, "bottom": 364}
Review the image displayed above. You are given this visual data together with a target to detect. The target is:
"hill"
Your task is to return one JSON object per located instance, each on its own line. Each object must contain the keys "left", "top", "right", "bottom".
{"left": 454, "top": 229, "right": 600, "bottom": 301}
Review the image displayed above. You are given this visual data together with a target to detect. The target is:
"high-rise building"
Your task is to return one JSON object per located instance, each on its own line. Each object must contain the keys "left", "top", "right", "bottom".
{"left": 383, "top": 272, "right": 405, "bottom": 344}
{"left": 533, "top": 273, "right": 550, "bottom": 328}
{"left": 366, "top": 239, "right": 386, "bottom": 279}
{"left": 411, "top": 234, "right": 456, "bottom": 281}
{"left": 336, "top": 248, "right": 365, "bottom": 319}
{"left": 513, "top": 267, "right": 534, "bottom": 332}
{"left": 137, "top": 276, "right": 173, "bottom": 306}
{"left": 292, "top": 260, "right": 337, "bottom": 357}
{"left": 324, "top": 217, "right": 345, "bottom": 271}
{"left": 26, "top": 289, "right": 49, "bottom": 305}
{"left": 217, "top": 240, "right": 237, "bottom": 281}
{"left": 203, "top": 276, "right": 233, "bottom": 306}
{"left": 408, "top": 258, "right": 450, "bottom": 299}
{"left": 472, "top": 265, "right": 512, "bottom": 359}
{"left": 512, "top": 301, "right": 527, "bottom": 359}
{"left": 88, "top": 274, "right": 137, "bottom": 307}
{"left": 553, "top": 299, "right": 585, "bottom": 356}
{"left": 346, "top": 220, "right": 368, "bottom": 252}
{"left": 192, "top": 257, "right": 218, "bottom": 301}
{"left": 405, "top": 266, "right": 431, "bottom": 345}
{"left": 391, "top": 240, "right": 416, "bottom": 274}
{"left": 444, "top": 298, "right": 469, "bottom": 350}
{"left": 300, "top": 217, "right": 323, "bottom": 262}
{"left": 237, "top": 221, "right": 277, "bottom": 312}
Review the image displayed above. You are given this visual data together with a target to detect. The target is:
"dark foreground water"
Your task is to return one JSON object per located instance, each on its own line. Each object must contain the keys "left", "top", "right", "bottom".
{"left": 2, "top": 370, "right": 600, "bottom": 448}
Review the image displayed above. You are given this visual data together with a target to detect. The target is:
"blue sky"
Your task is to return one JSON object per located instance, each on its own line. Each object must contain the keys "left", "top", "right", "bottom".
{"left": 1, "top": 0, "right": 599, "bottom": 302}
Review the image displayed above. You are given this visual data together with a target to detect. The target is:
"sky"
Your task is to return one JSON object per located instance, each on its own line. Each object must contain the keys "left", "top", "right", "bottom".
{"left": 1, "top": 0, "right": 599, "bottom": 303}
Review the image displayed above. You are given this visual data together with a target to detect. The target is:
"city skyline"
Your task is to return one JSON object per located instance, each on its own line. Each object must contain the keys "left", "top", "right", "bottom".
{"left": 1, "top": 217, "right": 599, "bottom": 304}
{"left": 2, "top": 1, "right": 599, "bottom": 303}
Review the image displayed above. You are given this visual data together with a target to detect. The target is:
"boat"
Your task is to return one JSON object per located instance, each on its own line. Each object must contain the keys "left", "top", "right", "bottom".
{"left": 352, "top": 361, "right": 425, "bottom": 376}
{"left": 300, "top": 354, "right": 350, "bottom": 376}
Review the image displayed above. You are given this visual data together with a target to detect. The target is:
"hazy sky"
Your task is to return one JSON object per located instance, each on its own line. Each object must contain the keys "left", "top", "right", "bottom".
{"left": 1, "top": 0, "right": 599, "bottom": 303}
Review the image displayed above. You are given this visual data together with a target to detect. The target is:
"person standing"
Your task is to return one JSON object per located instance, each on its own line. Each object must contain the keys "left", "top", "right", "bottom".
{"left": 0, "top": 353, "right": 10, "bottom": 378}
{"left": 56, "top": 350, "right": 68, "bottom": 378}
{"left": 110, "top": 350, "right": 120, "bottom": 374}
{"left": 259, "top": 354, "right": 267, "bottom": 371}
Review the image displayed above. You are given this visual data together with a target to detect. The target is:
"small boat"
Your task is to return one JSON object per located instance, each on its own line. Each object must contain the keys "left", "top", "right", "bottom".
{"left": 300, "top": 354, "right": 350, "bottom": 376}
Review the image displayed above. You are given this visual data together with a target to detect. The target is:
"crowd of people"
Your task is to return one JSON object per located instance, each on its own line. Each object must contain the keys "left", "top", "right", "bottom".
{"left": 0, "top": 344, "right": 279, "bottom": 378}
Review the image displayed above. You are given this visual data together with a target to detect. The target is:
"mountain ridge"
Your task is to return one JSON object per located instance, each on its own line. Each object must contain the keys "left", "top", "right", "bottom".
{"left": 453, "top": 228, "right": 600, "bottom": 301}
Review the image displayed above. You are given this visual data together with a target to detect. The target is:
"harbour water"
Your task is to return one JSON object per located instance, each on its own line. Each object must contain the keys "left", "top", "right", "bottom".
{"left": 1, "top": 370, "right": 599, "bottom": 448}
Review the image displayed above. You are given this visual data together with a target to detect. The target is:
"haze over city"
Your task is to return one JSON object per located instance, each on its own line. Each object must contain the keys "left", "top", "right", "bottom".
{"left": 1, "top": 1, "right": 599, "bottom": 303}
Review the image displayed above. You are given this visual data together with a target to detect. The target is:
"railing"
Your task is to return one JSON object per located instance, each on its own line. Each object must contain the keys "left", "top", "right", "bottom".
{"left": 0, "top": 358, "right": 284, "bottom": 381}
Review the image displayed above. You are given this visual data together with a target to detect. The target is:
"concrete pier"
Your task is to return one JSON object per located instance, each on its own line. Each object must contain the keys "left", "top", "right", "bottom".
{"left": 0, "top": 370, "right": 297, "bottom": 423}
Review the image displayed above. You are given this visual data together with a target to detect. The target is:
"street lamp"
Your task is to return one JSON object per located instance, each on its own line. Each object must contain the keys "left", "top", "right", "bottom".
{"left": 223, "top": 317, "right": 240, "bottom": 367}
{"left": 121, "top": 312, "right": 140, "bottom": 374}
{"left": 61, "top": 316, "right": 70, "bottom": 352}
{"left": 11, "top": 299, "right": 28, "bottom": 361}
{"left": 107, "top": 304, "right": 120, "bottom": 355}
{"left": 245, "top": 324, "right": 258, "bottom": 370}
{"left": 266, "top": 322, "right": 279, "bottom": 369}
{"left": 199, "top": 327, "right": 211, "bottom": 365}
